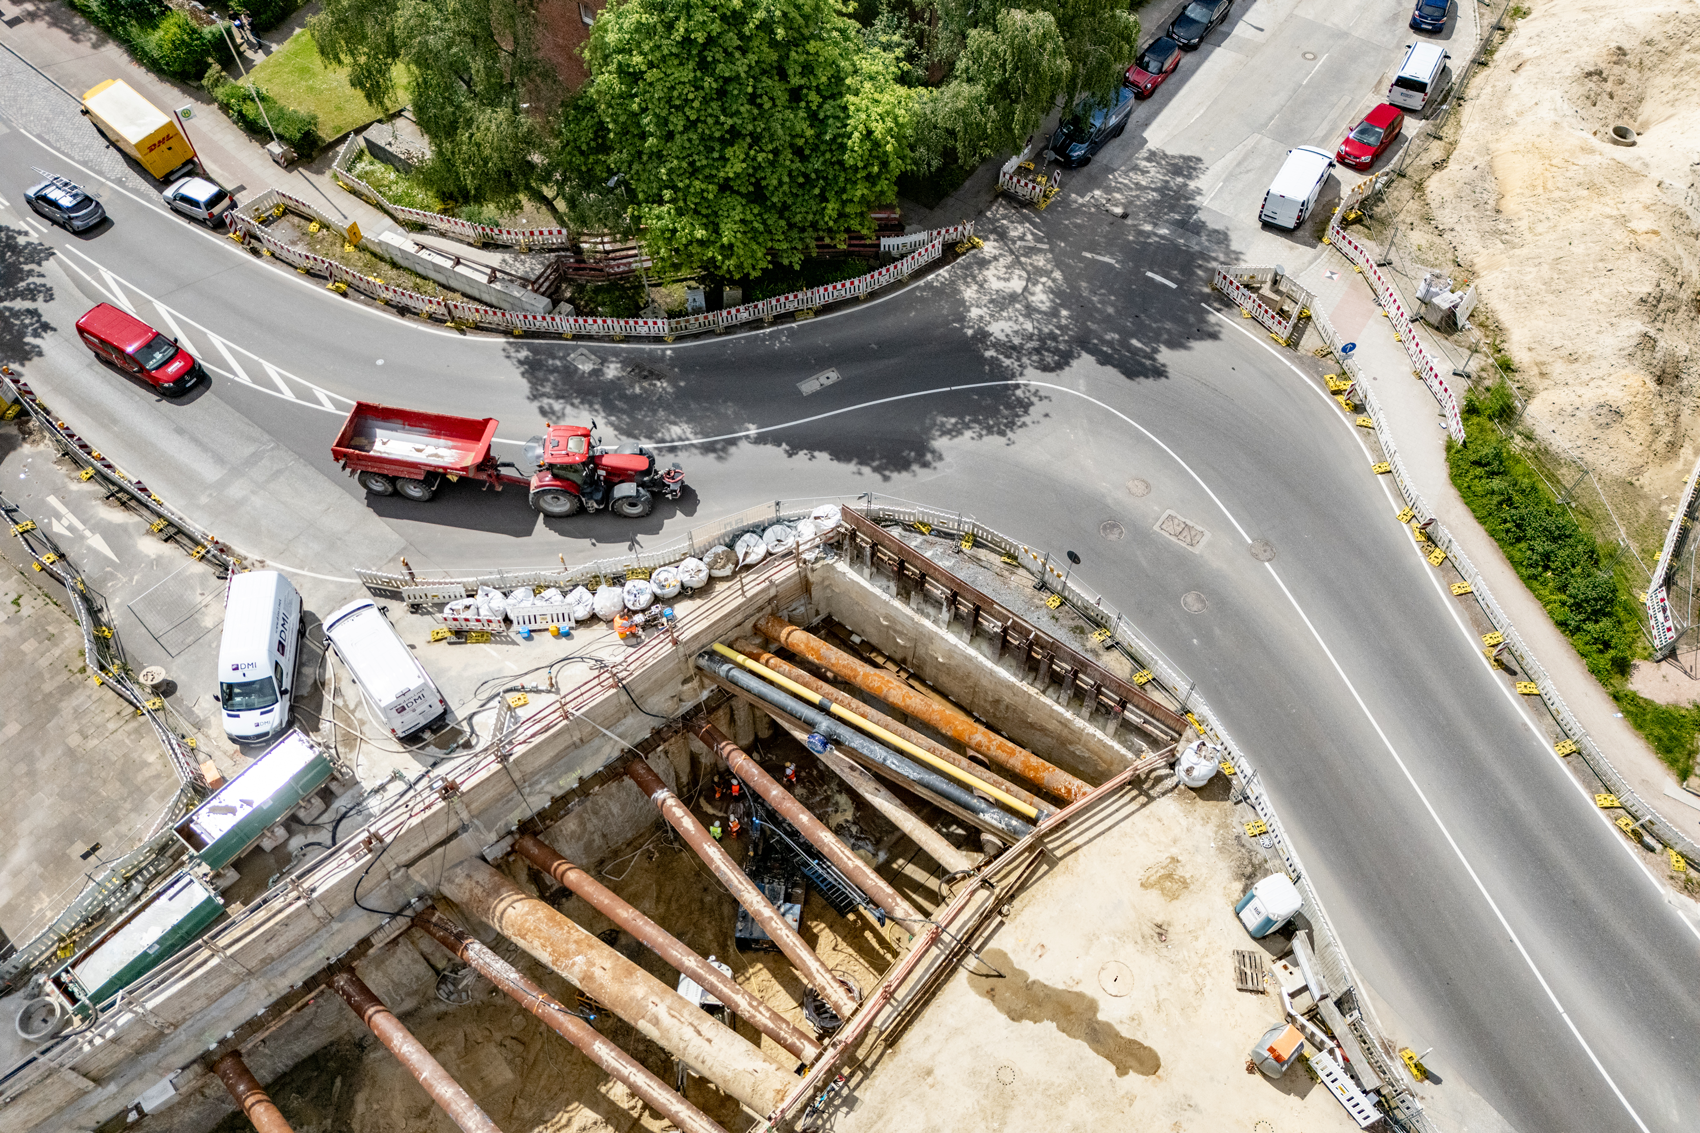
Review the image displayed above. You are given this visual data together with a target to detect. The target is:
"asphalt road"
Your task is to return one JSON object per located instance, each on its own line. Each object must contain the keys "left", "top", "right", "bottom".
{"left": 3, "top": 1, "right": 1699, "bottom": 1131}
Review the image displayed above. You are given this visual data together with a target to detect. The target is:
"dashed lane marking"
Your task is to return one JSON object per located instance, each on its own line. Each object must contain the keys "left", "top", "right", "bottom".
{"left": 1145, "top": 271, "right": 1177, "bottom": 289}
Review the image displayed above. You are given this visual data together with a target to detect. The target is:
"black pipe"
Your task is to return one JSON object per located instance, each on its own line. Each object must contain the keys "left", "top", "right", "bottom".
{"left": 696, "top": 653, "right": 1033, "bottom": 841}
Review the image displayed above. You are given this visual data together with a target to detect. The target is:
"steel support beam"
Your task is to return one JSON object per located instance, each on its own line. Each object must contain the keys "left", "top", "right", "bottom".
{"left": 212, "top": 1052, "right": 294, "bottom": 1133}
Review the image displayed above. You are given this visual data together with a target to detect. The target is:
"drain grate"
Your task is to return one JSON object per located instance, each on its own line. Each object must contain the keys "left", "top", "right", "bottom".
{"left": 126, "top": 564, "right": 224, "bottom": 657}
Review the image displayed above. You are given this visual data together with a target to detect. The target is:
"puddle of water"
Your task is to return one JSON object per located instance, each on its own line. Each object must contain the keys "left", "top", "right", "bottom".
{"left": 968, "top": 948, "right": 1161, "bottom": 1076}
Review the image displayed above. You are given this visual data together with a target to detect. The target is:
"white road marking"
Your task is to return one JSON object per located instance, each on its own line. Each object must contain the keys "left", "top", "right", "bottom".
{"left": 1145, "top": 271, "right": 1178, "bottom": 288}
{"left": 98, "top": 268, "right": 135, "bottom": 314}
{"left": 46, "top": 495, "right": 118, "bottom": 562}
{"left": 655, "top": 358, "right": 1668, "bottom": 1130}
{"left": 1302, "top": 53, "right": 1329, "bottom": 85}
{"left": 149, "top": 303, "right": 196, "bottom": 355}
{"left": 19, "top": 215, "right": 46, "bottom": 235}
{"left": 208, "top": 334, "right": 255, "bottom": 385}
{"left": 1082, "top": 252, "right": 1118, "bottom": 265}
{"left": 261, "top": 361, "right": 297, "bottom": 400}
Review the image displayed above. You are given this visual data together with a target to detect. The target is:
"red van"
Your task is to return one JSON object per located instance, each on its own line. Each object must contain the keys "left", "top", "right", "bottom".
{"left": 74, "top": 304, "right": 203, "bottom": 396}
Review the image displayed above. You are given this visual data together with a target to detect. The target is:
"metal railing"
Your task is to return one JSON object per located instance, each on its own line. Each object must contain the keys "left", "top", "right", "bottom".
{"left": 1645, "top": 456, "right": 1700, "bottom": 655}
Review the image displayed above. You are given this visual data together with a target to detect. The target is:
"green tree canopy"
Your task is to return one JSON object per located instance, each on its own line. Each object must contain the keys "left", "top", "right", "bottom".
{"left": 582, "top": 0, "right": 914, "bottom": 278}
{"left": 911, "top": 0, "right": 1138, "bottom": 170}
{"left": 310, "top": 0, "right": 552, "bottom": 203}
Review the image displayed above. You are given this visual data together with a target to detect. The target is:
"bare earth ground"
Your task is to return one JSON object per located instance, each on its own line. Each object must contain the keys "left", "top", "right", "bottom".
{"left": 1423, "top": 0, "right": 1700, "bottom": 506}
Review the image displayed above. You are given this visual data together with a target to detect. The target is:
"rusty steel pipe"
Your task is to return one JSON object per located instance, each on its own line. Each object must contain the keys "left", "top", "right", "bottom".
{"left": 755, "top": 616, "right": 1092, "bottom": 802}
{"left": 509, "top": 835, "right": 822, "bottom": 1063}
{"left": 330, "top": 971, "right": 503, "bottom": 1133}
{"left": 212, "top": 1052, "right": 295, "bottom": 1133}
{"left": 690, "top": 719, "right": 926, "bottom": 929}
{"left": 729, "top": 639, "right": 1050, "bottom": 817}
{"left": 413, "top": 907, "right": 729, "bottom": 1133}
{"left": 623, "top": 758, "right": 859, "bottom": 1021}
{"left": 438, "top": 859, "right": 795, "bottom": 1114}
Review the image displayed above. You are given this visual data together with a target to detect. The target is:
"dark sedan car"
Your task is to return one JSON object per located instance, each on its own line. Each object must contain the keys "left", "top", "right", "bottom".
{"left": 1127, "top": 37, "right": 1183, "bottom": 99}
{"left": 1048, "top": 84, "right": 1137, "bottom": 167}
{"left": 24, "top": 172, "right": 106, "bottom": 232}
{"left": 1410, "top": 0, "right": 1449, "bottom": 32}
{"left": 1168, "top": 0, "right": 1231, "bottom": 49}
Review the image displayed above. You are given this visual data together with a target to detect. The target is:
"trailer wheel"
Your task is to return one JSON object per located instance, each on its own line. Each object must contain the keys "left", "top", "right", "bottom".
{"left": 358, "top": 472, "right": 395, "bottom": 495}
{"left": 531, "top": 489, "right": 581, "bottom": 517}
{"left": 611, "top": 489, "right": 654, "bottom": 519}
{"left": 395, "top": 478, "right": 435, "bottom": 502}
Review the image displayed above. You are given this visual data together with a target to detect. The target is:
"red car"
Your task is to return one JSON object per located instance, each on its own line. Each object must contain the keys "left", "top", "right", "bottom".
{"left": 1126, "top": 37, "right": 1182, "bottom": 99}
{"left": 1336, "top": 103, "right": 1404, "bottom": 170}
{"left": 74, "top": 303, "right": 204, "bottom": 396}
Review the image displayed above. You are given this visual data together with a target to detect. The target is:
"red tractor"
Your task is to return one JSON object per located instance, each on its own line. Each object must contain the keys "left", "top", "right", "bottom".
{"left": 332, "top": 404, "right": 685, "bottom": 518}
{"left": 524, "top": 423, "right": 685, "bottom": 518}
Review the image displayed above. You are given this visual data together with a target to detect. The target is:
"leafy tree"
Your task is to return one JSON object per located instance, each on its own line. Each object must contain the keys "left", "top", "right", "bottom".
{"left": 908, "top": 0, "right": 1138, "bottom": 170}
{"left": 581, "top": 0, "right": 914, "bottom": 278}
{"left": 310, "top": 0, "right": 553, "bottom": 204}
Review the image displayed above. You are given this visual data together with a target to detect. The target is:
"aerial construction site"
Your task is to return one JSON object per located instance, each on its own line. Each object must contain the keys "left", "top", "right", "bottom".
{"left": 0, "top": 505, "right": 1415, "bottom": 1133}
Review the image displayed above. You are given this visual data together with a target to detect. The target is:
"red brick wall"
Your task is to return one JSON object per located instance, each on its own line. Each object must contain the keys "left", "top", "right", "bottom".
{"left": 536, "top": 0, "right": 604, "bottom": 92}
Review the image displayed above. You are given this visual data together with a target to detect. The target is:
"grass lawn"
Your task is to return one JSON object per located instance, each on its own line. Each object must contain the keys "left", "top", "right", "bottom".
{"left": 247, "top": 31, "right": 409, "bottom": 143}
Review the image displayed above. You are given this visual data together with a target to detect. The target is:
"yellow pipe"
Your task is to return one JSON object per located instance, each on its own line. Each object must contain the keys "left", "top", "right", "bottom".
{"left": 711, "top": 643, "right": 1041, "bottom": 820}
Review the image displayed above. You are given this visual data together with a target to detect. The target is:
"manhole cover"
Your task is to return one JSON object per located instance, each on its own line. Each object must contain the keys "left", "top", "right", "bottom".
{"left": 1127, "top": 478, "right": 1151, "bottom": 497}
{"left": 1182, "top": 591, "right": 1208, "bottom": 614}
{"left": 1250, "top": 539, "right": 1276, "bottom": 562}
{"left": 1303, "top": 51, "right": 1317, "bottom": 60}
{"left": 1155, "top": 509, "right": 1210, "bottom": 553}
{"left": 126, "top": 563, "right": 225, "bottom": 657}
{"left": 1099, "top": 960, "right": 1134, "bottom": 996}
{"left": 996, "top": 1065, "right": 1016, "bottom": 1086}
{"left": 567, "top": 347, "right": 599, "bottom": 373}
{"left": 1100, "top": 520, "right": 1126, "bottom": 540}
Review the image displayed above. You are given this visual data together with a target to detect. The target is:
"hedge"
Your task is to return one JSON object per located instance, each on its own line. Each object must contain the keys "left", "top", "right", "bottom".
{"left": 70, "top": 0, "right": 231, "bottom": 82}
{"left": 208, "top": 72, "right": 321, "bottom": 154}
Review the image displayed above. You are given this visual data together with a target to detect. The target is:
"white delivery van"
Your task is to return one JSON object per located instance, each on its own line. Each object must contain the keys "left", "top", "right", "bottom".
{"left": 1388, "top": 41, "right": 1449, "bottom": 112}
{"left": 217, "top": 571, "right": 303, "bottom": 743}
{"left": 1259, "top": 146, "right": 1335, "bottom": 229}
{"left": 323, "top": 599, "right": 446, "bottom": 738}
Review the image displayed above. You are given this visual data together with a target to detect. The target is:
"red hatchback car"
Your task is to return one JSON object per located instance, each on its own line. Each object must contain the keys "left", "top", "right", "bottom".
{"left": 1127, "top": 37, "right": 1183, "bottom": 99}
{"left": 75, "top": 303, "right": 204, "bottom": 396}
{"left": 1337, "top": 103, "right": 1404, "bottom": 170}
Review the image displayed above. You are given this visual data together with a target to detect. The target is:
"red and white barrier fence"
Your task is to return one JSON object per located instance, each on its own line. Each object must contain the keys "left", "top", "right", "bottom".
{"left": 232, "top": 190, "right": 971, "bottom": 340}
{"left": 1324, "top": 185, "right": 1466, "bottom": 444}
{"left": 1211, "top": 267, "right": 1304, "bottom": 344}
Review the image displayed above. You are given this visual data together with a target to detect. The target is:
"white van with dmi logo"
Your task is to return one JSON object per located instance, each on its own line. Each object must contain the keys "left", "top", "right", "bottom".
{"left": 323, "top": 599, "right": 446, "bottom": 738}
{"left": 218, "top": 571, "right": 303, "bottom": 743}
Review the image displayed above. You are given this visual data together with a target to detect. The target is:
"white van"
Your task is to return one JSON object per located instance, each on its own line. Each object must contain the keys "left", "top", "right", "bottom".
{"left": 1259, "top": 146, "right": 1335, "bottom": 229}
{"left": 323, "top": 599, "right": 446, "bottom": 738}
{"left": 1388, "top": 41, "right": 1449, "bottom": 112}
{"left": 218, "top": 571, "right": 303, "bottom": 743}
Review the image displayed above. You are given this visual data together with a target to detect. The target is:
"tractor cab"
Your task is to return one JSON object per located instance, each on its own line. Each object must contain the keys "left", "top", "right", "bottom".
{"left": 534, "top": 424, "right": 594, "bottom": 484}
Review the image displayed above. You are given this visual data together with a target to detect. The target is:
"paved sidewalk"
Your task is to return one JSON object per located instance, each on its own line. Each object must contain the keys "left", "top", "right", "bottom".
{"left": 0, "top": 548, "right": 181, "bottom": 950}
{"left": 0, "top": 0, "right": 390, "bottom": 237}
{"left": 1293, "top": 250, "right": 1700, "bottom": 844}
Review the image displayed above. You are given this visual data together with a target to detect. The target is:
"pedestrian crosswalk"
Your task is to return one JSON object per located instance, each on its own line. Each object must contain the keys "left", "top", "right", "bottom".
{"left": 58, "top": 246, "right": 352, "bottom": 416}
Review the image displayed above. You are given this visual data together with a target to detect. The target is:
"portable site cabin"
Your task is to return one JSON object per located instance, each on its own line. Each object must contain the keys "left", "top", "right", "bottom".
{"left": 51, "top": 872, "right": 223, "bottom": 1014}
{"left": 173, "top": 730, "right": 334, "bottom": 870}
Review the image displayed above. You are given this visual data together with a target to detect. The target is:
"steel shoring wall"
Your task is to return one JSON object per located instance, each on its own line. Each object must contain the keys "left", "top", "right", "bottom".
{"left": 0, "top": 509, "right": 1424, "bottom": 1130}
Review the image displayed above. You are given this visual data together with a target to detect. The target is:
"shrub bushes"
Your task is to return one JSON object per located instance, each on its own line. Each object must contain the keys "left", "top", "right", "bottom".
{"left": 1611, "top": 690, "right": 1700, "bottom": 781}
{"left": 214, "top": 81, "right": 321, "bottom": 154}
{"left": 71, "top": 0, "right": 231, "bottom": 82}
{"left": 1449, "top": 383, "right": 1644, "bottom": 684}
{"left": 230, "top": 0, "right": 302, "bottom": 34}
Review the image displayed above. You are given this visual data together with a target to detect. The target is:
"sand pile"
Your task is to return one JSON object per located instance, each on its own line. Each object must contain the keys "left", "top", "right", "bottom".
{"left": 1424, "top": 0, "right": 1700, "bottom": 501}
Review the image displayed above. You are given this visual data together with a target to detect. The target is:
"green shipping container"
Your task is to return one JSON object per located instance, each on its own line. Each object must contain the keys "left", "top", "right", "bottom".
{"left": 61, "top": 871, "right": 223, "bottom": 1009}
{"left": 174, "top": 729, "right": 334, "bottom": 870}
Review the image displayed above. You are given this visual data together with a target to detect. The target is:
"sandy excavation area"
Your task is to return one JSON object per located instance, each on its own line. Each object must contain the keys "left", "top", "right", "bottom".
{"left": 1424, "top": 0, "right": 1700, "bottom": 506}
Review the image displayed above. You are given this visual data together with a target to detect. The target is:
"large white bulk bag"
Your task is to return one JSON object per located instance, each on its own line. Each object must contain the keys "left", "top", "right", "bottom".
{"left": 677, "top": 557, "right": 710, "bottom": 590}
{"left": 734, "top": 532, "right": 767, "bottom": 566}
{"left": 592, "top": 585, "right": 625, "bottom": 621}
{"left": 506, "top": 587, "right": 534, "bottom": 608}
{"left": 763, "top": 524, "right": 796, "bottom": 554}
{"left": 811, "top": 504, "right": 842, "bottom": 530}
{"left": 623, "top": 578, "right": 655, "bottom": 611}
{"left": 650, "top": 566, "right": 682, "bottom": 599}
{"left": 565, "top": 586, "right": 595, "bottom": 621}
{"left": 704, "top": 545, "right": 738, "bottom": 578}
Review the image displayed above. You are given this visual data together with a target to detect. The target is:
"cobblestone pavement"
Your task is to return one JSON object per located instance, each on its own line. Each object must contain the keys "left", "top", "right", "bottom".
{"left": 0, "top": 554, "right": 181, "bottom": 950}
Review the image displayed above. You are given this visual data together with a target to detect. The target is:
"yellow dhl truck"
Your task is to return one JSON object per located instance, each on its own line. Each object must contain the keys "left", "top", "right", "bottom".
{"left": 81, "top": 79, "right": 199, "bottom": 181}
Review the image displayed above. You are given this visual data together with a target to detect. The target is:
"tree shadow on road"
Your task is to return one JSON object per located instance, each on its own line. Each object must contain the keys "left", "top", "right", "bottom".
{"left": 0, "top": 226, "right": 54, "bottom": 366}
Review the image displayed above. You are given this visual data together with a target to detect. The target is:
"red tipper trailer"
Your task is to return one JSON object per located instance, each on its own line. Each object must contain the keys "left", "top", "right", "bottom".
{"left": 331, "top": 402, "right": 520, "bottom": 502}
